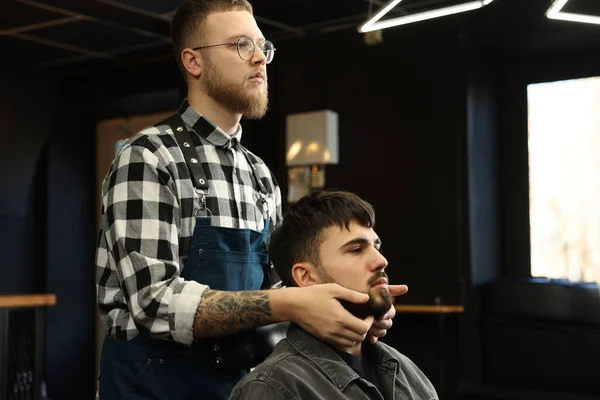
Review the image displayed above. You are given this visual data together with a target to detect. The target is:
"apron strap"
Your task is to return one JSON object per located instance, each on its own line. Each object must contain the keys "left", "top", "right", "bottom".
{"left": 237, "top": 145, "right": 271, "bottom": 217}
{"left": 237, "top": 146, "right": 269, "bottom": 196}
{"left": 164, "top": 114, "right": 210, "bottom": 193}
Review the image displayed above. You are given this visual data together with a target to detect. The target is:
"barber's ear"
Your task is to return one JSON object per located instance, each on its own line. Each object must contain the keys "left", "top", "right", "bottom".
{"left": 291, "top": 263, "right": 320, "bottom": 287}
{"left": 181, "top": 48, "right": 203, "bottom": 78}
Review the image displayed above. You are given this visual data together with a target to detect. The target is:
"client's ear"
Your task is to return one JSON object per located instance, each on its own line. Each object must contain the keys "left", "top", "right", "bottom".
{"left": 291, "top": 263, "right": 320, "bottom": 287}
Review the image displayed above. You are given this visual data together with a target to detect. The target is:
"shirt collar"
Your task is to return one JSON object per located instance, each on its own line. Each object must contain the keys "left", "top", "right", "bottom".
{"left": 286, "top": 323, "right": 399, "bottom": 391}
{"left": 177, "top": 98, "right": 243, "bottom": 149}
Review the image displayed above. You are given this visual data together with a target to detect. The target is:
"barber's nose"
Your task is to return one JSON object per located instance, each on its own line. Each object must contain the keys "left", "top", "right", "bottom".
{"left": 252, "top": 48, "right": 267, "bottom": 65}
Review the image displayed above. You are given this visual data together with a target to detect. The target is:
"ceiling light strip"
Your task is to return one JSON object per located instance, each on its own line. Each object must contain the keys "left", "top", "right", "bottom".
{"left": 359, "top": 0, "right": 403, "bottom": 33}
{"left": 546, "top": 0, "right": 570, "bottom": 18}
{"left": 363, "top": 1, "right": 488, "bottom": 32}
{"left": 547, "top": 0, "right": 600, "bottom": 25}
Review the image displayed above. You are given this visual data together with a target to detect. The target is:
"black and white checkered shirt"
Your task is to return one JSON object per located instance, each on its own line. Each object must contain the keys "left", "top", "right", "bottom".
{"left": 96, "top": 99, "right": 282, "bottom": 345}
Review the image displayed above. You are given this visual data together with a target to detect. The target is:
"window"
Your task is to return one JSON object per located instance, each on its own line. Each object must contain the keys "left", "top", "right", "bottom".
{"left": 528, "top": 76, "right": 600, "bottom": 282}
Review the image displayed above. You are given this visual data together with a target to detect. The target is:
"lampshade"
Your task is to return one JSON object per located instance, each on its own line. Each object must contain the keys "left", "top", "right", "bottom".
{"left": 285, "top": 110, "right": 339, "bottom": 167}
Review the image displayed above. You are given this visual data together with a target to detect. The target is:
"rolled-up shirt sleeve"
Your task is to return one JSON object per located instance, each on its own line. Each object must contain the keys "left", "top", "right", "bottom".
{"left": 97, "top": 136, "right": 207, "bottom": 345}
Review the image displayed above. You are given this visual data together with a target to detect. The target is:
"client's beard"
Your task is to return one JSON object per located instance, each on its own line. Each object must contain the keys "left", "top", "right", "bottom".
{"left": 318, "top": 268, "right": 395, "bottom": 319}
{"left": 339, "top": 286, "right": 395, "bottom": 320}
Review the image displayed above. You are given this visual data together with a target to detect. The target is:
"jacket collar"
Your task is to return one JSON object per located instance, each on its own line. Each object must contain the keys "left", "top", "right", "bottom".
{"left": 177, "top": 98, "right": 242, "bottom": 150}
{"left": 286, "top": 323, "right": 399, "bottom": 391}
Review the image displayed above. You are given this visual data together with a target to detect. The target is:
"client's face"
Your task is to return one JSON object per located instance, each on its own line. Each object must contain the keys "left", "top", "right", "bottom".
{"left": 315, "top": 221, "right": 394, "bottom": 319}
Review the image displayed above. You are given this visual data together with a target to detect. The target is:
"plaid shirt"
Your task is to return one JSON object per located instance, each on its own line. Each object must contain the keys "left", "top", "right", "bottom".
{"left": 96, "top": 99, "right": 282, "bottom": 346}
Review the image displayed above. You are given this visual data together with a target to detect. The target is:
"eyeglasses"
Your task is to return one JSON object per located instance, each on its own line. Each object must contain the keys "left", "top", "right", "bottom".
{"left": 193, "top": 36, "right": 276, "bottom": 64}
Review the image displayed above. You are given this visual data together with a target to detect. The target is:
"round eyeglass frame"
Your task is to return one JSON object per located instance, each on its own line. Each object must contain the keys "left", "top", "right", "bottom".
{"left": 192, "top": 36, "right": 275, "bottom": 64}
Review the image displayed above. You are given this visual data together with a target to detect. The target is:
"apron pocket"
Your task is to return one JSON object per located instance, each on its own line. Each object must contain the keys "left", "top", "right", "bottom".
{"left": 194, "top": 249, "right": 267, "bottom": 291}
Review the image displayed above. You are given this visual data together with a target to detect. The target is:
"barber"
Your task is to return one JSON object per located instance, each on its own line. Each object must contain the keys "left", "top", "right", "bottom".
{"left": 95, "top": 1, "right": 407, "bottom": 399}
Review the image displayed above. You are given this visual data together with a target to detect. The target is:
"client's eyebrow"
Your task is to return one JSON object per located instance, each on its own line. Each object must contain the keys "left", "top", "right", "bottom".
{"left": 339, "top": 237, "right": 382, "bottom": 250}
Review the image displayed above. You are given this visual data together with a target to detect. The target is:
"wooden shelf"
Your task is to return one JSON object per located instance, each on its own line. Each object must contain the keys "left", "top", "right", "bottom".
{"left": 0, "top": 294, "right": 57, "bottom": 309}
{"left": 395, "top": 304, "right": 464, "bottom": 314}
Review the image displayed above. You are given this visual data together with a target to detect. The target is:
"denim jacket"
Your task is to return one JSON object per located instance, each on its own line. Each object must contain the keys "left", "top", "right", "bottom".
{"left": 229, "top": 324, "right": 438, "bottom": 400}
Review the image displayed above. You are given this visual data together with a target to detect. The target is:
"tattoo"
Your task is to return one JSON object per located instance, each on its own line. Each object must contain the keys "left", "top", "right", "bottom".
{"left": 193, "top": 290, "right": 272, "bottom": 338}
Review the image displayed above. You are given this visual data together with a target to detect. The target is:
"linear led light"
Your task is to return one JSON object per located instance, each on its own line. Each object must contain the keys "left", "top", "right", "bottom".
{"left": 546, "top": 0, "right": 600, "bottom": 25}
{"left": 359, "top": 0, "right": 495, "bottom": 33}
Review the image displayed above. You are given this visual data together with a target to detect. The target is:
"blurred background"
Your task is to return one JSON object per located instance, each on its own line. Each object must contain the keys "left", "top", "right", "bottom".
{"left": 2, "top": 0, "right": 600, "bottom": 399}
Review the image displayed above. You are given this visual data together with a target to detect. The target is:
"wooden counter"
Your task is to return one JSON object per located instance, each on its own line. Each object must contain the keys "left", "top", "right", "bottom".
{"left": 0, "top": 294, "right": 57, "bottom": 309}
{"left": 395, "top": 304, "right": 464, "bottom": 314}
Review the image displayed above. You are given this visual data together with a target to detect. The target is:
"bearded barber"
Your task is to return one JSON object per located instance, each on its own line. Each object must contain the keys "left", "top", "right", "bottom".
{"left": 95, "top": 1, "right": 408, "bottom": 399}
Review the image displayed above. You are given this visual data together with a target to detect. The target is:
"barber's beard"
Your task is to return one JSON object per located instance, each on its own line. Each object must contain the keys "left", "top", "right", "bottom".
{"left": 317, "top": 267, "right": 395, "bottom": 320}
{"left": 201, "top": 57, "right": 268, "bottom": 120}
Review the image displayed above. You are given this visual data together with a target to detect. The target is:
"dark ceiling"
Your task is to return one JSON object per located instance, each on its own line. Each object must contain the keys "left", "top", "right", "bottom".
{"left": 2, "top": 0, "right": 600, "bottom": 76}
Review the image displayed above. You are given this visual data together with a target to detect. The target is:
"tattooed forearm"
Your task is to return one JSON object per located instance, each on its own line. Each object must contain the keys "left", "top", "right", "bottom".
{"left": 193, "top": 289, "right": 273, "bottom": 338}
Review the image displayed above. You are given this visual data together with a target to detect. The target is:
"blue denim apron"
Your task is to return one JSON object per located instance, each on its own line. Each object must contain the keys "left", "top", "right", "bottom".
{"left": 98, "top": 114, "right": 272, "bottom": 400}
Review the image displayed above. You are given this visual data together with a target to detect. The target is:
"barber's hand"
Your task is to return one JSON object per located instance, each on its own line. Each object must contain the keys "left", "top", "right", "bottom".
{"left": 288, "top": 283, "right": 372, "bottom": 348}
{"left": 367, "top": 284, "right": 409, "bottom": 344}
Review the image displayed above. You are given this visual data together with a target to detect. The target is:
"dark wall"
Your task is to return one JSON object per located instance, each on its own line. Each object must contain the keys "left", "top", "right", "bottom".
{"left": 459, "top": 57, "right": 501, "bottom": 384}
{"left": 0, "top": 64, "right": 97, "bottom": 399}
{"left": 0, "top": 66, "right": 57, "bottom": 294}
{"left": 43, "top": 93, "right": 97, "bottom": 400}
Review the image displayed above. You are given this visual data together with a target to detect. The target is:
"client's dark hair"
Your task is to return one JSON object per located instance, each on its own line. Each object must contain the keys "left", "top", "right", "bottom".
{"left": 268, "top": 189, "right": 375, "bottom": 287}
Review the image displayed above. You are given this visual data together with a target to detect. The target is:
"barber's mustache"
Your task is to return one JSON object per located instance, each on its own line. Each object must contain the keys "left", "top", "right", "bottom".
{"left": 367, "top": 271, "right": 388, "bottom": 286}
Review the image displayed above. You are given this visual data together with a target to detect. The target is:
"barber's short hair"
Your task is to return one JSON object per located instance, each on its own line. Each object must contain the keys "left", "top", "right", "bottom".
{"left": 170, "top": 0, "right": 253, "bottom": 79}
{"left": 268, "top": 189, "right": 376, "bottom": 287}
